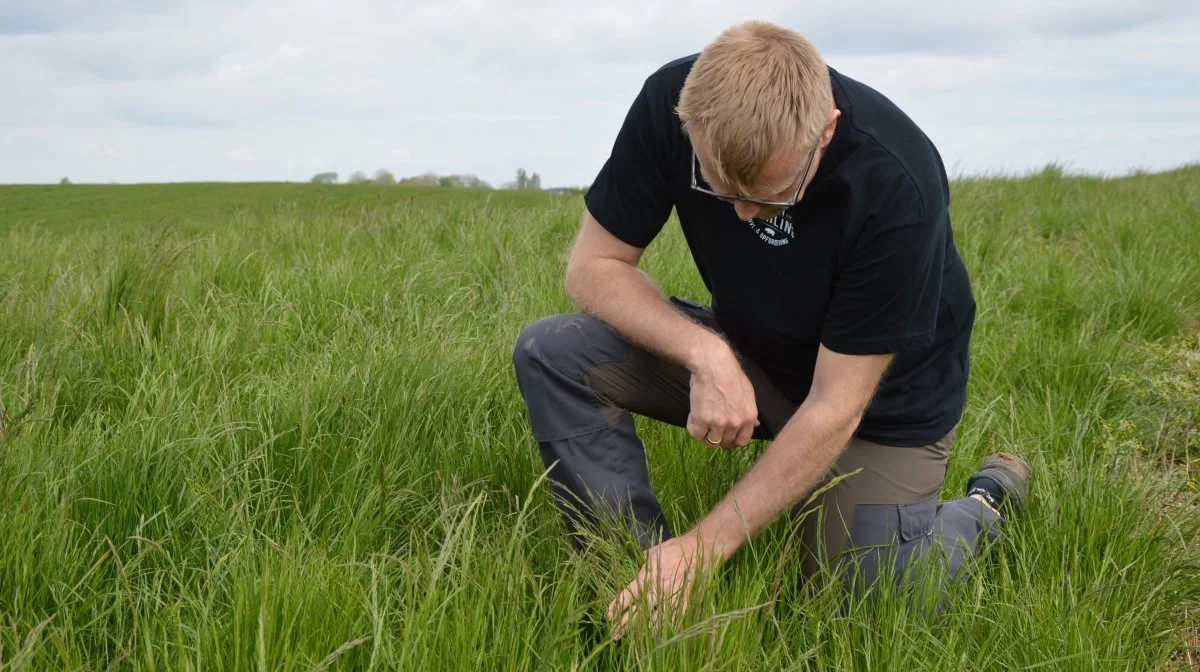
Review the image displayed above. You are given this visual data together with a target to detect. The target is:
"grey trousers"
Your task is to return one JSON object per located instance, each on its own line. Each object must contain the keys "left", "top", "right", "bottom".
{"left": 512, "top": 299, "right": 1001, "bottom": 592}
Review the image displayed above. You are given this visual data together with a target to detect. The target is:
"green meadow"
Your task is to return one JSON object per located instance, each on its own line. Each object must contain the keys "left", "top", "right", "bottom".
{"left": 1, "top": 168, "right": 1198, "bottom": 670}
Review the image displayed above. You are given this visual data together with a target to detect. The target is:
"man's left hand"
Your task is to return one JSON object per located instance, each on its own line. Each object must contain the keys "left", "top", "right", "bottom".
{"left": 606, "top": 533, "right": 719, "bottom": 640}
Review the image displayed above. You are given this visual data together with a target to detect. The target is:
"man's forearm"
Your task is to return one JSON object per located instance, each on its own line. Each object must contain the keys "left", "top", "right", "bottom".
{"left": 691, "top": 399, "right": 860, "bottom": 559}
{"left": 565, "top": 257, "right": 727, "bottom": 370}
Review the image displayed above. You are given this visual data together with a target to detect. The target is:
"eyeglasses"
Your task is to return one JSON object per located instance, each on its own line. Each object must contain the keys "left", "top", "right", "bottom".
{"left": 690, "top": 142, "right": 819, "bottom": 208}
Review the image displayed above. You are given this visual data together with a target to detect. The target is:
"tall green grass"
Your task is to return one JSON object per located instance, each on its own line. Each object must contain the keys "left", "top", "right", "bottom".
{"left": 1, "top": 168, "right": 1198, "bottom": 669}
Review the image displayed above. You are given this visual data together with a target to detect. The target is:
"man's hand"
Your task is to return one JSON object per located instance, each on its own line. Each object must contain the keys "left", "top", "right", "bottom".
{"left": 685, "top": 343, "right": 760, "bottom": 449}
{"left": 689, "top": 347, "right": 895, "bottom": 558}
{"left": 606, "top": 533, "right": 718, "bottom": 641}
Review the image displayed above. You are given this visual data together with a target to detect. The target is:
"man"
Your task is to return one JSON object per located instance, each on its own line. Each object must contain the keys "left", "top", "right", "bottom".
{"left": 512, "top": 20, "right": 1030, "bottom": 634}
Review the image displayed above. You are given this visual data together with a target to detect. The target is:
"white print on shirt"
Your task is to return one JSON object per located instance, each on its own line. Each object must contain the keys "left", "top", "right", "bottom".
{"left": 747, "top": 211, "right": 795, "bottom": 247}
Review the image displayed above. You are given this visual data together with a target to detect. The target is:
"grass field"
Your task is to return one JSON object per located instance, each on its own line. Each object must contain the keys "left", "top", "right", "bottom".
{"left": 1, "top": 168, "right": 1199, "bottom": 670}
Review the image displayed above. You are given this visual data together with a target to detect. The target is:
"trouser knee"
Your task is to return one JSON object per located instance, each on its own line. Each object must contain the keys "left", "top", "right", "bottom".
{"left": 512, "top": 313, "right": 633, "bottom": 443}
{"left": 513, "top": 314, "right": 627, "bottom": 384}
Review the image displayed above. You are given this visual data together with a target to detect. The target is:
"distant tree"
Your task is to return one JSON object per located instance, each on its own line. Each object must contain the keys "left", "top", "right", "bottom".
{"left": 310, "top": 172, "right": 338, "bottom": 184}
{"left": 458, "top": 174, "right": 492, "bottom": 189}
{"left": 401, "top": 172, "right": 439, "bottom": 187}
{"left": 374, "top": 169, "right": 396, "bottom": 185}
{"left": 59, "top": 176, "right": 71, "bottom": 185}
{"left": 511, "top": 168, "right": 542, "bottom": 190}
{"left": 395, "top": 172, "right": 493, "bottom": 189}
{"left": 348, "top": 170, "right": 370, "bottom": 184}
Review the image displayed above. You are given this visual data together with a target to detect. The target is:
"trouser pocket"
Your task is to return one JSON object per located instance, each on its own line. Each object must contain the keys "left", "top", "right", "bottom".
{"left": 842, "top": 494, "right": 938, "bottom": 592}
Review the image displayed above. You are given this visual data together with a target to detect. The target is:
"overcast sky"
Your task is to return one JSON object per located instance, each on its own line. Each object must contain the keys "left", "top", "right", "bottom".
{"left": 2, "top": 0, "right": 1198, "bottom": 186}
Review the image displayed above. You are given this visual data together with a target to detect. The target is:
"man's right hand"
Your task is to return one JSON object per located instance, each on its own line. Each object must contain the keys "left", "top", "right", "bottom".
{"left": 565, "top": 210, "right": 760, "bottom": 449}
{"left": 685, "top": 342, "right": 760, "bottom": 449}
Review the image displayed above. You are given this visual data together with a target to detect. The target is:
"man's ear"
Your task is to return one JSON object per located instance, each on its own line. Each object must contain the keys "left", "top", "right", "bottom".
{"left": 821, "top": 108, "right": 841, "bottom": 148}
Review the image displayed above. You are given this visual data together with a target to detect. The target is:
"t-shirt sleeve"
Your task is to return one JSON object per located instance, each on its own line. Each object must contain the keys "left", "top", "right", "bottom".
{"left": 820, "top": 206, "right": 947, "bottom": 355}
{"left": 583, "top": 80, "right": 678, "bottom": 249}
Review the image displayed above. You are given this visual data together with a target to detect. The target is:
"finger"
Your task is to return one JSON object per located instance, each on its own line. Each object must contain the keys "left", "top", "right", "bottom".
{"left": 613, "top": 573, "right": 660, "bottom": 641}
{"left": 607, "top": 582, "right": 638, "bottom": 623}
{"left": 734, "top": 421, "right": 755, "bottom": 448}
{"left": 612, "top": 601, "right": 639, "bottom": 641}
{"left": 704, "top": 426, "right": 726, "bottom": 448}
{"left": 693, "top": 419, "right": 723, "bottom": 447}
{"left": 686, "top": 413, "right": 711, "bottom": 443}
{"left": 719, "top": 424, "right": 739, "bottom": 449}
{"left": 708, "top": 426, "right": 726, "bottom": 447}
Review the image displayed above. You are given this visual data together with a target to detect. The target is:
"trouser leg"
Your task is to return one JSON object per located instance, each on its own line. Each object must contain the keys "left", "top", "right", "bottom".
{"left": 511, "top": 302, "right": 793, "bottom": 548}
{"left": 511, "top": 312, "right": 686, "bottom": 546}
{"left": 796, "top": 431, "right": 1003, "bottom": 595}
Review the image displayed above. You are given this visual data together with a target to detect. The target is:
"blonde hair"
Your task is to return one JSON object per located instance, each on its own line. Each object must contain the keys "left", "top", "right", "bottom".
{"left": 677, "top": 21, "right": 833, "bottom": 195}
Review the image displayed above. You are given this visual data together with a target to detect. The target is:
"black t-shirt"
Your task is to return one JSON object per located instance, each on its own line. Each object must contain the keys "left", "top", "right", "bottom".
{"left": 584, "top": 55, "right": 975, "bottom": 447}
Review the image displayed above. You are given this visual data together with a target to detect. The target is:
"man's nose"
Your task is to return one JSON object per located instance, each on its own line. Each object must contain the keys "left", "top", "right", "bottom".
{"left": 732, "top": 200, "right": 761, "bottom": 221}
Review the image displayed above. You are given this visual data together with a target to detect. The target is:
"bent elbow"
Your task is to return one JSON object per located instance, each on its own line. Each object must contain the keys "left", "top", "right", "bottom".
{"left": 563, "top": 257, "right": 585, "bottom": 305}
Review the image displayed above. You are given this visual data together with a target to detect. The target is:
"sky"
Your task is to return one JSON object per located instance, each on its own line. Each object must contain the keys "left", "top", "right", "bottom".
{"left": 2, "top": 0, "right": 1198, "bottom": 187}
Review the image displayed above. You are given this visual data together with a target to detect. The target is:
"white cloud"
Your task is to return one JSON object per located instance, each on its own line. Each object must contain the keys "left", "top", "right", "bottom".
{"left": 0, "top": 0, "right": 1198, "bottom": 185}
